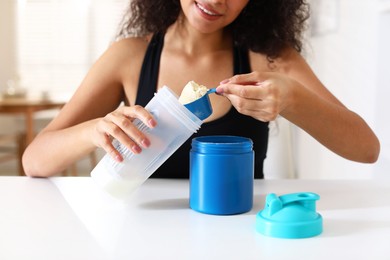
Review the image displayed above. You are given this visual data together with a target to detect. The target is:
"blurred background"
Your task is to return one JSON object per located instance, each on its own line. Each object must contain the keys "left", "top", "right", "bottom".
{"left": 0, "top": 0, "right": 389, "bottom": 179}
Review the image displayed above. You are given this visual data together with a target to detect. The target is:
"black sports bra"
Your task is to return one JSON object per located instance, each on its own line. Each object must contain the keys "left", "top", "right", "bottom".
{"left": 135, "top": 33, "right": 269, "bottom": 178}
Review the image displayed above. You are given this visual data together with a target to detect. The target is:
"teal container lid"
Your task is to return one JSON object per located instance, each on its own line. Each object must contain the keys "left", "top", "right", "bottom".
{"left": 256, "top": 192, "right": 323, "bottom": 239}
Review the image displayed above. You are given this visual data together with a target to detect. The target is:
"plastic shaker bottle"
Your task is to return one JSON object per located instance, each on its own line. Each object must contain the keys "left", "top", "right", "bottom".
{"left": 91, "top": 86, "right": 203, "bottom": 200}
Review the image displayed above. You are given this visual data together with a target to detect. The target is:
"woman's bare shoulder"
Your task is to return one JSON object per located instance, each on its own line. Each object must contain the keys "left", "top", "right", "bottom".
{"left": 249, "top": 47, "right": 308, "bottom": 74}
{"left": 92, "top": 35, "right": 152, "bottom": 84}
{"left": 106, "top": 35, "right": 151, "bottom": 60}
{"left": 248, "top": 51, "right": 276, "bottom": 72}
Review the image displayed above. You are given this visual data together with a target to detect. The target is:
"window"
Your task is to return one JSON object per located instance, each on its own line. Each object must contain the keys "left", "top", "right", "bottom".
{"left": 16, "top": 0, "right": 128, "bottom": 99}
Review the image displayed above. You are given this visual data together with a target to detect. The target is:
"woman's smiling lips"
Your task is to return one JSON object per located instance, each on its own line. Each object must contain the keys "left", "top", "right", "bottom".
{"left": 195, "top": 1, "right": 223, "bottom": 21}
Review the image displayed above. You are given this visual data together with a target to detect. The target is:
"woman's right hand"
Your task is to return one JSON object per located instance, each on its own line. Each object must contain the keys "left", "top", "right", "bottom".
{"left": 92, "top": 105, "right": 157, "bottom": 162}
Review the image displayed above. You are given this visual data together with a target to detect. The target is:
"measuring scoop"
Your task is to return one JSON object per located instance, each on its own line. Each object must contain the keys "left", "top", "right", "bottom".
{"left": 184, "top": 88, "right": 217, "bottom": 121}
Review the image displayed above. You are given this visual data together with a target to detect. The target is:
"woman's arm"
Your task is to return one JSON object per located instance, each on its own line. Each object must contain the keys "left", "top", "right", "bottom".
{"left": 22, "top": 38, "right": 156, "bottom": 177}
{"left": 217, "top": 48, "right": 380, "bottom": 163}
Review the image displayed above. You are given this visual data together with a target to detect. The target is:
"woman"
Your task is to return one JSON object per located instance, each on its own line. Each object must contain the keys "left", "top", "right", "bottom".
{"left": 22, "top": 0, "right": 380, "bottom": 178}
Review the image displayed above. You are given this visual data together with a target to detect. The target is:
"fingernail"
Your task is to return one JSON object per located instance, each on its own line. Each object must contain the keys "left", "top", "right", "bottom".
{"left": 141, "top": 138, "right": 150, "bottom": 148}
{"left": 148, "top": 119, "right": 157, "bottom": 128}
{"left": 115, "top": 155, "right": 123, "bottom": 162}
{"left": 216, "top": 86, "right": 224, "bottom": 94}
{"left": 132, "top": 145, "right": 142, "bottom": 154}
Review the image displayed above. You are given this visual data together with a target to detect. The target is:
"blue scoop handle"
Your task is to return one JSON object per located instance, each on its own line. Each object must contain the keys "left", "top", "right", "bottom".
{"left": 207, "top": 88, "right": 217, "bottom": 94}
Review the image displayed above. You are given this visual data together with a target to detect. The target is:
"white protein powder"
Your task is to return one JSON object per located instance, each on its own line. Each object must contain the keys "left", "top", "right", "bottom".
{"left": 178, "top": 81, "right": 209, "bottom": 104}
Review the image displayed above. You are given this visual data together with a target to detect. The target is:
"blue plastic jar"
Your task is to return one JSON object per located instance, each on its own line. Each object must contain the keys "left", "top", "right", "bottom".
{"left": 189, "top": 135, "right": 254, "bottom": 215}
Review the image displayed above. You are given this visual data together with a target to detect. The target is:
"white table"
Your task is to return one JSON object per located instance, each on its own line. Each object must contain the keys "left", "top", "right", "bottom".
{"left": 0, "top": 177, "right": 389, "bottom": 260}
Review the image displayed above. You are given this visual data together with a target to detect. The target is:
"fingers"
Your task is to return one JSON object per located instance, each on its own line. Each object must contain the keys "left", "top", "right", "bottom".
{"left": 217, "top": 72, "right": 273, "bottom": 99}
{"left": 227, "top": 94, "right": 279, "bottom": 122}
{"left": 119, "top": 105, "right": 157, "bottom": 128}
{"left": 217, "top": 83, "right": 269, "bottom": 100}
{"left": 99, "top": 132, "right": 124, "bottom": 162}
{"left": 216, "top": 72, "right": 283, "bottom": 122}
{"left": 95, "top": 105, "right": 157, "bottom": 162}
{"left": 219, "top": 71, "right": 270, "bottom": 86}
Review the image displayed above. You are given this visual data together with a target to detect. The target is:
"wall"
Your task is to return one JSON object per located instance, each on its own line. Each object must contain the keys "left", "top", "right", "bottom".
{"left": 0, "top": 0, "right": 17, "bottom": 94}
{"left": 374, "top": 8, "right": 390, "bottom": 179}
{"left": 264, "top": 118, "right": 295, "bottom": 179}
{"left": 293, "top": 0, "right": 388, "bottom": 179}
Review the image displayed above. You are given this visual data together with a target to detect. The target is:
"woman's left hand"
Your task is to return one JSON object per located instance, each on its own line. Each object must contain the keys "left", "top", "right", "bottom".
{"left": 216, "top": 72, "right": 299, "bottom": 122}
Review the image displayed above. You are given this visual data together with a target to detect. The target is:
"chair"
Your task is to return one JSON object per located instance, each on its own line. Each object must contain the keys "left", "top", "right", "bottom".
{"left": 0, "top": 133, "right": 25, "bottom": 176}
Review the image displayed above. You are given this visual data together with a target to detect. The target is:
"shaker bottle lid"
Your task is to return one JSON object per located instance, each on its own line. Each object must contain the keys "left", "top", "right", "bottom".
{"left": 256, "top": 192, "right": 323, "bottom": 238}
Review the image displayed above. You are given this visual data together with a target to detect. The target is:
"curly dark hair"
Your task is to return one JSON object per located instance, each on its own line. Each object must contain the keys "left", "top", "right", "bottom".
{"left": 117, "top": 0, "right": 310, "bottom": 59}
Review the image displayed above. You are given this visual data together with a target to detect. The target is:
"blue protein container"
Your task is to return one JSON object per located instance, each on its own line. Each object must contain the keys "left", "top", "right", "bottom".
{"left": 189, "top": 136, "right": 254, "bottom": 215}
